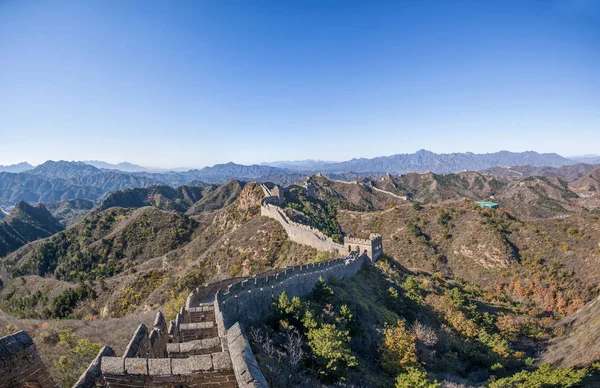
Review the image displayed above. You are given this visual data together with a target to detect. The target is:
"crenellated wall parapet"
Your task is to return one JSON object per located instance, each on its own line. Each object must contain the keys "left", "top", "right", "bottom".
{"left": 214, "top": 251, "right": 365, "bottom": 332}
{"left": 0, "top": 331, "right": 58, "bottom": 388}
{"left": 122, "top": 311, "right": 168, "bottom": 359}
{"left": 261, "top": 202, "right": 346, "bottom": 254}
{"left": 73, "top": 346, "right": 115, "bottom": 388}
{"left": 261, "top": 184, "right": 383, "bottom": 261}
{"left": 185, "top": 276, "right": 247, "bottom": 309}
{"left": 209, "top": 251, "right": 367, "bottom": 387}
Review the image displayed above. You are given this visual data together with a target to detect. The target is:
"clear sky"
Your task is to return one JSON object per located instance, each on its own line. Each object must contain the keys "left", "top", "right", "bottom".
{"left": 1, "top": 0, "right": 599, "bottom": 168}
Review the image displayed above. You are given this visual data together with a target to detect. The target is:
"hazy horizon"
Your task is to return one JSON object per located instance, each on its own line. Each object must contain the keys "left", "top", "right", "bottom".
{"left": 1, "top": 148, "right": 598, "bottom": 171}
{"left": 1, "top": 0, "right": 599, "bottom": 167}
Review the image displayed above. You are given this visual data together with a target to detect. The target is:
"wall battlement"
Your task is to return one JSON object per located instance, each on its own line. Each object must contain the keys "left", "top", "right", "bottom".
{"left": 214, "top": 251, "right": 366, "bottom": 333}
{"left": 0, "top": 331, "right": 58, "bottom": 388}
{"left": 122, "top": 311, "right": 168, "bottom": 359}
{"left": 1, "top": 252, "right": 370, "bottom": 388}
{"left": 260, "top": 183, "right": 383, "bottom": 260}
{"left": 1, "top": 182, "right": 382, "bottom": 388}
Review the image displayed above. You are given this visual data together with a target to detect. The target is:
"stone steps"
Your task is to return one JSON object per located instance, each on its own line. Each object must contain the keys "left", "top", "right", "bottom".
{"left": 179, "top": 321, "right": 219, "bottom": 342}
{"left": 101, "top": 299, "right": 235, "bottom": 387}
{"left": 167, "top": 338, "right": 222, "bottom": 358}
{"left": 187, "top": 305, "right": 216, "bottom": 322}
{"left": 102, "top": 372, "right": 237, "bottom": 388}
{"left": 101, "top": 353, "right": 235, "bottom": 388}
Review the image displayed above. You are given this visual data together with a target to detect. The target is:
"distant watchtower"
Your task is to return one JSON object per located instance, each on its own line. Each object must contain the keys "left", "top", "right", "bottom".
{"left": 344, "top": 233, "right": 382, "bottom": 261}
{"left": 271, "top": 186, "right": 285, "bottom": 206}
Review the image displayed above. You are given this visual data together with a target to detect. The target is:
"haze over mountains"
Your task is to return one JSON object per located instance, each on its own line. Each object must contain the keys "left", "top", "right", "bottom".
{"left": 0, "top": 150, "right": 598, "bottom": 208}
{"left": 0, "top": 162, "right": 35, "bottom": 173}
{"left": 263, "top": 149, "right": 575, "bottom": 174}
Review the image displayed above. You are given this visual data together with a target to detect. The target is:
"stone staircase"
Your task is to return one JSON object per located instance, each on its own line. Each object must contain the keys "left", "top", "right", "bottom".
{"left": 100, "top": 302, "right": 237, "bottom": 387}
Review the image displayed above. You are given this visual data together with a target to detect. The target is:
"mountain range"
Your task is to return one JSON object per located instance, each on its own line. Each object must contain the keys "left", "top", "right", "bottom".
{"left": 269, "top": 149, "right": 574, "bottom": 174}
{"left": 0, "top": 150, "right": 594, "bottom": 207}
{"left": 0, "top": 201, "right": 63, "bottom": 257}
{"left": 1, "top": 174, "right": 600, "bottom": 385}
{"left": 0, "top": 162, "right": 34, "bottom": 173}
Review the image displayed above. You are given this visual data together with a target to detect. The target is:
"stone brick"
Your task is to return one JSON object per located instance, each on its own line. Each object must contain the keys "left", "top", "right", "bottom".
{"left": 212, "top": 351, "right": 232, "bottom": 371}
{"left": 166, "top": 343, "right": 180, "bottom": 353}
{"left": 101, "top": 357, "right": 125, "bottom": 375}
{"left": 148, "top": 358, "right": 171, "bottom": 375}
{"left": 172, "top": 354, "right": 213, "bottom": 374}
{"left": 202, "top": 337, "right": 221, "bottom": 349}
{"left": 125, "top": 358, "right": 148, "bottom": 375}
{"left": 191, "top": 354, "right": 214, "bottom": 372}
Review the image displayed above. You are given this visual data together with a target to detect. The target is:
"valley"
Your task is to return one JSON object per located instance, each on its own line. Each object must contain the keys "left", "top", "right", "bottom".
{"left": 0, "top": 164, "right": 599, "bottom": 387}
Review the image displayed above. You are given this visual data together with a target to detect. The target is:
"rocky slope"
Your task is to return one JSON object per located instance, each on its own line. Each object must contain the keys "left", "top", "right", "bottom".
{"left": 483, "top": 163, "right": 600, "bottom": 182}
{"left": 0, "top": 201, "right": 63, "bottom": 257}
{"left": 0, "top": 182, "right": 318, "bottom": 321}
{"left": 44, "top": 198, "right": 95, "bottom": 227}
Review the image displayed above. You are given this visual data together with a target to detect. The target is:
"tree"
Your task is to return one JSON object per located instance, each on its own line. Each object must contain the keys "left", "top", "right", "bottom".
{"left": 307, "top": 323, "right": 357, "bottom": 380}
{"left": 403, "top": 276, "right": 422, "bottom": 302}
{"left": 53, "top": 329, "right": 102, "bottom": 387}
{"left": 274, "top": 291, "right": 301, "bottom": 316}
{"left": 395, "top": 368, "right": 440, "bottom": 388}
{"left": 488, "top": 363, "right": 588, "bottom": 388}
{"left": 381, "top": 319, "right": 418, "bottom": 374}
{"left": 312, "top": 276, "right": 334, "bottom": 303}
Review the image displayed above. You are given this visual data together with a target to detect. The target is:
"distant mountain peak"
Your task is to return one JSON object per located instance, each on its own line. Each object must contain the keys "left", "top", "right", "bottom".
{"left": 300, "top": 150, "right": 574, "bottom": 175}
{"left": 83, "top": 160, "right": 148, "bottom": 172}
{"left": 0, "top": 161, "right": 34, "bottom": 173}
{"left": 30, "top": 160, "right": 101, "bottom": 179}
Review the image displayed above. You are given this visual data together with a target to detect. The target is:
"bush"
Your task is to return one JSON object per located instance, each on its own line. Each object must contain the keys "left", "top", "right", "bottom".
{"left": 403, "top": 276, "right": 422, "bottom": 302}
{"left": 489, "top": 363, "right": 588, "bottom": 388}
{"left": 53, "top": 329, "right": 102, "bottom": 387}
{"left": 307, "top": 323, "right": 357, "bottom": 380}
{"left": 274, "top": 291, "right": 301, "bottom": 317}
{"left": 395, "top": 367, "right": 440, "bottom": 388}
{"left": 312, "top": 276, "right": 334, "bottom": 303}
{"left": 163, "top": 291, "right": 187, "bottom": 321}
{"left": 48, "top": 284, "right": 96, "bottom": 319}
{"left": 381, "top": 319, "right": 418, "bottom": 374}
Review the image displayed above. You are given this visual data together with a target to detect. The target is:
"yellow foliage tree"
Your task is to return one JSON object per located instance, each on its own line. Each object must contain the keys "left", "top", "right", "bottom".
{"left": 381, "top": 319, "right": 418, "bottom": 374}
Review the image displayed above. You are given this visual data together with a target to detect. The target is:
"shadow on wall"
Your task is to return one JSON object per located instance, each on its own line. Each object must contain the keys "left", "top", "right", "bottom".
{"left": 259, "top": 183, "right": 383, "bottom": 260}
{"left": 0, "top": 331, "right": 59, "bottom": 388}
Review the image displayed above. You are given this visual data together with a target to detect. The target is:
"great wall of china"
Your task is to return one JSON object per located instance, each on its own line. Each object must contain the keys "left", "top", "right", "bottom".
{"left": 0, "top": 183, "right": 382, "bottom": 388}
{"left": 260, "top": 183, "right": 383, "bottom": 260}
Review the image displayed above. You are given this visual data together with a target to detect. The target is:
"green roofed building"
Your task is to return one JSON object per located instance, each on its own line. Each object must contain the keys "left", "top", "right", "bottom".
{"left": 475, "top": 201, "right": 499, "bottom": 209}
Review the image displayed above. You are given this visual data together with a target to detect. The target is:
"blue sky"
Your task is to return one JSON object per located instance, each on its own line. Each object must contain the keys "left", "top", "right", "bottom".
{"left": 1, "top": 0, "right": 599, "bottom": 168}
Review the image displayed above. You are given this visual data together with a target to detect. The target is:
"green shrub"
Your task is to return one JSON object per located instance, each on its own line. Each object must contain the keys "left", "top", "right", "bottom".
{"left": 403, "top": 276, "right": 422, "bottom": 302}
{"left": 307, "top": 322, "right": 357, "bottom": 380}
{"left": 53, "top": 329, "right": 102, "bottom": 387}
{"left": 395, "top": 368, "right": 440, "bottom": 388}
{"left": 489, "top": 363, "right": 588, "bottom": 388}
{"left": 48, "top": 284, "right": 96, "bottom": 319}
{"left": 312, "top": 276, "right": 334, "bottom": 303}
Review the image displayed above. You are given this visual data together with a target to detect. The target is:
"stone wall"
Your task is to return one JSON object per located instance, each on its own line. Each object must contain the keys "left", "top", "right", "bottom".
{"left": 260, "top": 183, "right": 383, "bottom": 260}
{"left": 215, "top": 251, "right": 366, "bottom": 332}
{"left": 73, "top": 346, "right": 115, "bottom": 388}
{"left": 100, "top": 354, "right": 236, "bottom": 385}
{"left": 0, "top": 331, "right": 58, "bottom": 388}
{"left": 261, "top": 202, "right": 346, "bottom": 254}
{"left": 212, "top": 251, "right": 366, "bottom": 388}
{"left": 122, "top": 311, "right": 168, "bottom": 358}
{"left": 226, "top": 323, "right": 268, "bottom": 388}
{"left": 186, "top": 277, "right": 247, "bottom": 309}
